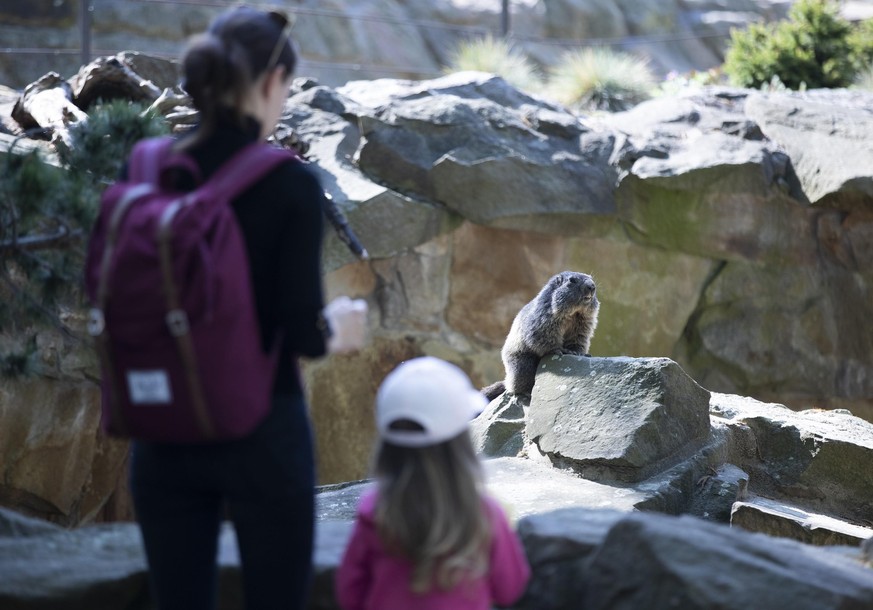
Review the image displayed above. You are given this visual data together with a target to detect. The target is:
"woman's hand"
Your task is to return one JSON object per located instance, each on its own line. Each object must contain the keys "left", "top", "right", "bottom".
{"left": 324, "top": 296, "right": 368, "bottom": 354}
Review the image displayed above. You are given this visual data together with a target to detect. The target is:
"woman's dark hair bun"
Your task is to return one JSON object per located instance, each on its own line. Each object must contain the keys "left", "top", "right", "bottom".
{"left": 181, "top": 33, "right": 227, "bottom": 108}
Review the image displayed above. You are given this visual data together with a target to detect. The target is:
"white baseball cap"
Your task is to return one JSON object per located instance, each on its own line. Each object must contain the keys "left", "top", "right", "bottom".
{"left": 376, "top": 357, "right": 488, "bottom": 447}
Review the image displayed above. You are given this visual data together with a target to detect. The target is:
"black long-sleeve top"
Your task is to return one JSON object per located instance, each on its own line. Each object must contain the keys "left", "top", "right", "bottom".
{"left": 167, "top": 112, "right": 329, "bottom": 396}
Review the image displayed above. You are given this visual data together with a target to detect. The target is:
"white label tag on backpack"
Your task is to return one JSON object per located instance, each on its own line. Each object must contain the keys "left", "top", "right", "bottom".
{"left": 126, "top": 370, "right": 172, "bottom": 405}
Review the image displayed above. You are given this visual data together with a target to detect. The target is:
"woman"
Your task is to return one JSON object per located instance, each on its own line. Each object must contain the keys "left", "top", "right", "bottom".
{"left": 128, "top": 7, "right": 366, "bottom": 610}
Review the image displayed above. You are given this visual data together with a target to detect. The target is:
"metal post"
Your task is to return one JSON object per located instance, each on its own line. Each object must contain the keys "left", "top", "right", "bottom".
{"left": 501, "top": 0, "right": 510, "bottom": 37}
{"left": 80, "top": 0, "right": 93, "bottom": 66}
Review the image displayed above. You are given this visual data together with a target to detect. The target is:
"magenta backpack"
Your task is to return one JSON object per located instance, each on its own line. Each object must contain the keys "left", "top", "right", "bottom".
{"left": 84, "top": 137, "right": 296, "bottom": 443}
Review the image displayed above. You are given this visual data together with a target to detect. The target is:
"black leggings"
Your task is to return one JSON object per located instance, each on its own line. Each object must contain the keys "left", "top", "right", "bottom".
{"left": 131, "top": 394, "right": 315, "bottom": 610}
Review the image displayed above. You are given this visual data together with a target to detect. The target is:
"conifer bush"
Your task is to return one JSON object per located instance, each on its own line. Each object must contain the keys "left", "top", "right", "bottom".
{"left": 724, "top": 0, "right": 873, "bottom": 90}
{"left": 0, "top": 99, "right": 168, "bottom": 376}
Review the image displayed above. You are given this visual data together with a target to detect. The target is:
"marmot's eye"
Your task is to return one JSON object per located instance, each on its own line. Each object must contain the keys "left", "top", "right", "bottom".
{"left": 568, "top": 276, "right": 578, "bottom": 284}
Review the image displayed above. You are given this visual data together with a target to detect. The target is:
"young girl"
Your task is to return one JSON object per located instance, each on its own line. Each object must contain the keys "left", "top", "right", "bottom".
{"left": 336, "top": 357, "right": 531, "bottom": 610}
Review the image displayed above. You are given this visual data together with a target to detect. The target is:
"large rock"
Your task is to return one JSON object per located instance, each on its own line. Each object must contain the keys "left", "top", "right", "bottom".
{"left": 731, "top": 496, "right": 873, "bottom": 547}
{"left": 678, "top": 257, "right": 873, "bottom": 412}
{"left": 343, "top": 72, "right": 619, "bottom": 234}
{"left": 5, "top": 486, "right": 870, "bottom": 610}
{"left": 0, "top": 378, "right": 129, "bottom": 526}
{"left": 563, "top": 224, "right": 716, "bottom": 357}
{"left": 471, "top": 393, "right": 527, "bottom": 458}
{"left": 513, "top": 507, "right": 625, "bottom": 610}
{"left": 710, "top": 393, "right": 873, "bottom": 525}
{"left": 0, "top": 508, "right": 149, "bottom": 610}
{"left": 282, "top": 86, "right": 456, "bottom": 272}
{"left": 745, "top": 89, "right": 873, "bottom": 207}
{"left": 527, "top": 356, "right": 711, "bottom": 482}
{"left": 583, "top": 511, "right": 873, "bottom": 610}
{"left": 604, "top": 90, "right": 816, "bottom": 266}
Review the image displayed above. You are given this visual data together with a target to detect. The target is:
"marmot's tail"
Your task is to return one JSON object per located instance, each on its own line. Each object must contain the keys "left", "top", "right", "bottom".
{"left": 481, "top": 381, "right": 506, "bottom": 401}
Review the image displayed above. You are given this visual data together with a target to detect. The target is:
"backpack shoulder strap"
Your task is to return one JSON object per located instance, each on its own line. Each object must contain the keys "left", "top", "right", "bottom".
{"left": 129, "top": 137, "right": 204, "bottom": 187}
{"left": 128, "top": 137, "right": 175, "bottom": 184}
{"left": 201, "top": 143, "right": 299, "bottom": 201}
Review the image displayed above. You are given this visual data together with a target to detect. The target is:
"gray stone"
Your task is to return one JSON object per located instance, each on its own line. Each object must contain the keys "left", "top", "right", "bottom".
{"left": 678, "top": 258, "right": 873, "bottom": 410}
{"left": 513, "top": 508, "right": 625, "bottom": 610}
{"left": 315, "top": 456, "right": 658, "bottom": 523}
{"left": 711, "top": 393, "right": 873, "bottom": 525}
{"left": 745, "top": 90, "right": 873, "bottom": 207}
{"left": 471, "top": 393, "right": 528, "bottom": 458}
{"left": 343, "top": 72, "right": 618, "bottom": 234}
{"left": 279, "top": 98, "right": 455, "bottom": 272}
{"left": 731, "top": 496, "right": 873, "bottom": 547}
{"left": 0, "top": 506, "right": 61, "bottom": 538}
{"left": 527, "top": 356, "right": 711, "bottom": 483}
{"left": 583, "top": 512, "right": 873, "bottom": 610}
{"left": 604, "top": 90, "right": 816, "bottom": 266}
{"left": 0, "top": 519, "right": 149, "bottom": 610}
{"left": 688, "top": 463, "right": 749, "bottom": 522}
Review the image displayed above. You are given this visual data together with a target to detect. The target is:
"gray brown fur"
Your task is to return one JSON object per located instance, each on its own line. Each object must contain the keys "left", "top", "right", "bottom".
{"left": 482, "top": 271, "right": 600, "bottom": 401}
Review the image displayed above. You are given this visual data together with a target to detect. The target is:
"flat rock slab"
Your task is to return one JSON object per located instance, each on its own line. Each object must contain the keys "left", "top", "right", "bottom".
{"left": 732, "top": 496, "right": 873, "bottom": 547}
{"left": 711, "top": 392, "right": 873, "bottom": 524}
{"left": 584, "top": 511, "right": 873, "bottom": 610}
{"left": 316, "top": 456, "right": 656, "bottom": 524}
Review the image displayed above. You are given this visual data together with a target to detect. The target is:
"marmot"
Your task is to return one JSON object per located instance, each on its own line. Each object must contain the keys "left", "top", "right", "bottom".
{"left": 482, "top": 271, "right": 599, "bottom": 401}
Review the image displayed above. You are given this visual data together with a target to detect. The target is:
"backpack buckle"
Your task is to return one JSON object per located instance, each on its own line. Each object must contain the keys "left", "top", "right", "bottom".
{"left": 166, "top": 310, "right": 190, "bottom": 337}
{"left": 87, "top": 308, "right": 105, "bottom": 336}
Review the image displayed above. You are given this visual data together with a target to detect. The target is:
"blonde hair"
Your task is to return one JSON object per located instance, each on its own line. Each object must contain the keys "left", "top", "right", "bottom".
{"left": 373, "top": 427, "right": 492, "bottom": 593}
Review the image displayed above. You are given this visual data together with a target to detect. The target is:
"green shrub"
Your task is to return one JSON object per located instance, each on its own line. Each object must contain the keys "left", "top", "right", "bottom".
{"left": 723, "top": 0, "right": 873, "bottom": 90}
{"left": 0, "top": 99, "right": 168, "bottom": 375}
{"left": 445, "top": 34, "right": 542, "bottom": 92}
{"left": 848, "top": 17, "right": 873, "bottom": 71}
{"left": 545, "top": 46, "right": 656, "bottom": 112}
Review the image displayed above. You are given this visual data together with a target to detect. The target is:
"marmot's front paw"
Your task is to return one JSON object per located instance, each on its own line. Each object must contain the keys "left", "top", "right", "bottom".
{"left": 548, "top": 348, "right": 572, "bottom": 357}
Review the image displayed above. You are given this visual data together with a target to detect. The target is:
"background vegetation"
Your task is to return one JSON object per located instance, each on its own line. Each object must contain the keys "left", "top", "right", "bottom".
{"left": 0, "top": 100, "right": 167, "bottom": 376}
{"left": 723, "top": 0, "right": 873, "bottom": 90}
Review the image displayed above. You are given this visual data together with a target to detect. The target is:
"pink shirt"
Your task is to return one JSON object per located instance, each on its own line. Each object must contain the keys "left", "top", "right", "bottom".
{"left": 335, "top": 489, "right": 531, "bottom": 610}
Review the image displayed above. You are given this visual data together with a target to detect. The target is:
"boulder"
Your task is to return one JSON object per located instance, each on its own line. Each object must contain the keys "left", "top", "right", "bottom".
{"left": 340, "top": 72, "right": 619, "bottom": 234}
{"left": 745, "top": 90, "right": 873, "bottom": 207}
{"left": 0, "top": 508, "right": 148, "bottom": 610}
{"left": 604, "top": 90, "right": 816, "bottom": 266}
{"left": 710, "top": 393, "right": 873, "bottom": 525}
{"left": 10, "top": 72, "right": 87, "bottom": 145}
{"left": 583, "top": 511, "right": 873, "bottom": 610}
{"left": 513, "top": 507, "right": 626, "bottom": 610}
{"left": 471, "top": 393, "right": 527, "bottom": 458}
{"left": 0, "top": 379, "right": 129, "bottom": 526}
{"left": 731, "top": 496, "right": 873, "bottom": 547}
{"left": 527, "top": 356, "right": 711, "bottom": 482}
{"left": 679, "top": 257, "right": 873, "bottom": 412}
{"left": 282, "top": 87, "right": 455, "bottom": 272}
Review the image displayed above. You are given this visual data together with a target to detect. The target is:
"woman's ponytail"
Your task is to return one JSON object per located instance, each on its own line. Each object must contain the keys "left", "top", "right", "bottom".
{"left": 178, "top": 6, "right": 295, "bottom": 149}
